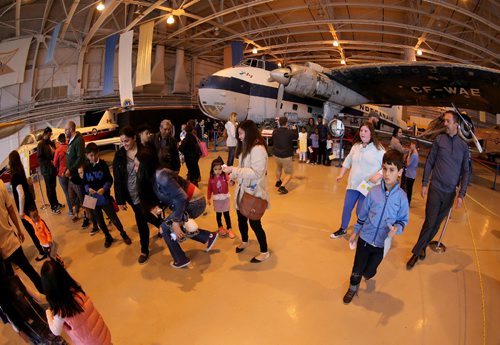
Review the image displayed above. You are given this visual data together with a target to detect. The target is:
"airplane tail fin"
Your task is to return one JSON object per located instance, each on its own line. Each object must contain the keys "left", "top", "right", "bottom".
{"left": 97, "top": 111, "right": 115, "bottom": 126}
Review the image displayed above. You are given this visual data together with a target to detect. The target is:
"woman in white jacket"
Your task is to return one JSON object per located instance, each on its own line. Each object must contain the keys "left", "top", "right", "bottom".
{"left": 222, "top": 120, "right": 270, "bottom": 263}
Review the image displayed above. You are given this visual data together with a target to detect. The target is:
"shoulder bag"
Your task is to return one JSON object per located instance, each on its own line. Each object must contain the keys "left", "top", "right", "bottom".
{"left": 237, "top": 149, "right": 268, "bottom": 220}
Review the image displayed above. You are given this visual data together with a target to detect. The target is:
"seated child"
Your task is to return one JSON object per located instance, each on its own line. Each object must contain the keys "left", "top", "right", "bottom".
{"left": 24, "top": 207, "right": 64, "bottom": 266}
{"left": 84, "top": 143, "right": 132, "bottom": 248}
{"left": 343, "top": 149, "right": 409, "bottom": 304}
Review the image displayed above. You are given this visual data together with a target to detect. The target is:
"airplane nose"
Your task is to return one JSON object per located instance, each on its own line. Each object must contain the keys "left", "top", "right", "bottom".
{"left": 269, "top": 68, "right": 291, "bottom": 85}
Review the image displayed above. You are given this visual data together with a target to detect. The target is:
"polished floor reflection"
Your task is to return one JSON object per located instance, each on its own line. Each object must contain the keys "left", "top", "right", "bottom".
{"left": 1, "top": 148, "right": 499, "bottom": 345}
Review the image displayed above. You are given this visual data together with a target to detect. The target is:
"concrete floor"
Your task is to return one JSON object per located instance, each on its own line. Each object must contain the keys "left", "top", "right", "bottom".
{"left": 1, "top": 147, "right": 499, "bottom": 345}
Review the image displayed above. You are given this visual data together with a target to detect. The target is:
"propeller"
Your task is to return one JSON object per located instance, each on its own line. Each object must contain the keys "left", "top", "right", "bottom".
{"left": 275, "top": 83, "right": 285, "bottom": 118}
{"left": 452, "top": 103, "right": 483, "bottom": 153}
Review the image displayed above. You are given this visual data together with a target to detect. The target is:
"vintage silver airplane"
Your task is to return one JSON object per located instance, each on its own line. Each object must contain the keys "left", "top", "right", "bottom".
{"left": 198, "top": 58, "right": 500, "bottom": 151}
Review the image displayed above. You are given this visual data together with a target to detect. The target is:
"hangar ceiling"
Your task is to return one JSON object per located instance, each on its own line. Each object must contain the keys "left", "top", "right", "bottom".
{"left": 0, "top": 0, "right": 498, "bottom": 69}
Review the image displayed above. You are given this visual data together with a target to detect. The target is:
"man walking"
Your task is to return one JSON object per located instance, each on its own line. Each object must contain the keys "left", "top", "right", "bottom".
{"left": 272, "top": 116, "right": 298, "bottom": 194}
{"left": 316, "top": 116, "right": 329, "bottom": 165}
{"left": 155, "top": 119, "right": 181, "bottom": 173}
{"left": 37, "top": 127, "right": 62, "bottom": 214}
{"left": 406, "top": 110, "right": 469, "bottom": 270}
{"left": 64, "top": 121, "right": 86, "bottom": 224}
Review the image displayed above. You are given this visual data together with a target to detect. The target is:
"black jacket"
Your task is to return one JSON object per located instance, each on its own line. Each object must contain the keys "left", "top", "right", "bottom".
{"left": 112, "top": 148, "right": 131, "bottom": 206}
{"left": 36, "top": 139, "right": 56, "bottom": 176}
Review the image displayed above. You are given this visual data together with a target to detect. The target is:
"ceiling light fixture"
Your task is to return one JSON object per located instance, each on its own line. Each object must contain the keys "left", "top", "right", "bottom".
{"left": 96, "top": 2, "right": 105, "bottom": 11}
{"left": 277, "top": 62, "right": 282, "bottom": 67}
{"left": 252, "top": 47, "right": 258, "bottom": 54}
{"left": 416, "top": 48, "right": 423, "bottom": 56}
{"left": 166, "top": 14, "right": 175, "bottom": 24}
{"left": 340, "top": 59, "right": 346, "bottom": 65}
{"left": 333, "top": 40, "right": 339, "bottom": 47}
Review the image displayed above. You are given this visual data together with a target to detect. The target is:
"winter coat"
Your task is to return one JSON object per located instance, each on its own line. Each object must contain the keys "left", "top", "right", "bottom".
{"left": 230, "top": 145, "right": 269, "bottom": 210}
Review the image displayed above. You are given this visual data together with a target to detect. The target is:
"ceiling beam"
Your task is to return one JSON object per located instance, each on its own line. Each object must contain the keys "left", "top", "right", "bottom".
{"left": 82, "top": 0, "right": 123, "bottom": 47}
{"left": 15, "top": 0, "right": 20, "bottom": 36}
{"left": 192, "top": 19, "right": 499, "bottom": 62}
{"left": 60, "top": 0, "right": 80, "bottom": 38}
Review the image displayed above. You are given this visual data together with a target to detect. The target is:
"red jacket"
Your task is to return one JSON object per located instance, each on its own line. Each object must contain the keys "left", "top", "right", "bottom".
{"left": 207, "top": 174, "right": 230, "bottom": 200}
{"left": 53, "top": 143, "right": 68, "bottom": 177}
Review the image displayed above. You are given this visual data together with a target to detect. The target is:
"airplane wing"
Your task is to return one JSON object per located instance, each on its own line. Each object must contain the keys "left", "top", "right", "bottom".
{"left": 87, "top": 137, "right": 121, "bottom": 148}
{"left": 328, "top": 62, "right": 500, "bottom": 113}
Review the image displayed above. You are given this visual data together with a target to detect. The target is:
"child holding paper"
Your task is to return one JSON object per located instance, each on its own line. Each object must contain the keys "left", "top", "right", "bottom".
{"left": 342, "top": 149, "right": 409, "bottom": 304}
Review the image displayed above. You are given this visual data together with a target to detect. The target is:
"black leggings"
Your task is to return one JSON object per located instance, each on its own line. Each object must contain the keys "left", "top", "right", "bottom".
{"left": 216, "top": 211, "right": 232, "bottom": 229}
{"left": 21, "top": 218, "right": 44, "bottom": 256}
{"left": 130, "top": 202, "right": 162, "bottom": 255}
{"left": 5, "top": 247, "right": 44, "bottom": 293}
{"left": 237, "top": 210, "right": 268, "bottom": 252}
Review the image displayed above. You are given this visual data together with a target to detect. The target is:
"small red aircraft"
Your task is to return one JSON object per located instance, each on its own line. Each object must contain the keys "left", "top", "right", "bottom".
{"left": 0, "top": 111, "right": 119, "bottom": 182}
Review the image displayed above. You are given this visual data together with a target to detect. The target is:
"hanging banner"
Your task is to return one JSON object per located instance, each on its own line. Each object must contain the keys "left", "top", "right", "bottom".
{"left": 45, "top": 22, "right": 61, "bottom": 64}
{"left": 0, "top": 37, "right": 32, "bottom": 88}
{"left": 231, "top": 41, "right": 243, "bottom": 66}
{"left": 223, "top": 46, "right": 232, "bottom": 69}
{"left": 103, "top": 34, "right": 119, "bottom": 95}
{"left": 135, "top": 21, "right": 154, "bottom": 87}
{"left": 119, "top": 30, "right": 134, "bottom": 107}
{"left": 172, "top": 48, "right": 189, "bottom": 94}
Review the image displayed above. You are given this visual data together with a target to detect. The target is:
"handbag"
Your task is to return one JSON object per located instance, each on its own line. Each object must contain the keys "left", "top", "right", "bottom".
{"left": 196, "top": 136, "right": 208, "bottom": 158}
{"left": 238, "top": 192, "right": 268, "bottom": 220}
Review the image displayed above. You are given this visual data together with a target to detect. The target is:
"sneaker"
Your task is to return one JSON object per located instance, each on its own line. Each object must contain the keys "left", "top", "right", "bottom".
{"left": 206, "top": 232, "right": 219, "bottom": 252}
{"left": 157, "top": 232, "right": 162, "bottom": 239}
{"left": 170, "top": 257, "right": 191, "bottom": 269}
{"left": 81, "top": 218, "right": 90, "bottom": 229}
{"left": 343, "top": 285, "right": 359, "bottom": 304}
{"left": 122, "top": 235, "right": 132, "bottom": 245}
{"left": 89, "top": 228, "right": 100, "bottom": 236}
{"left": 35, "top": 253, "right": 48, "bottom": 262}
{"left": 278, "top": 186, "right": 288, "bottom": 194}
{"left": 250, "top": 252, "right": 270, "bottom": 263}
{"left": 227, "top": 229, "right": 236, "bottom": 239}
{"left": 275, "top": 180, "right": 282, "bottom": 187}
{"left": 72, "top": 215, "right": 79, "bottom": 222}
{"left": 57, "top": 203, "right": 65, "bottom": 210}
{"left": 104, "top": 237, "right": 114, "bottom": 248}
{"left": 330, "top": 228, "right": 346, "bottom": 239}
{"left": 138, "top": 253, "right": 149, "bottom": 264}
{"left": 51, "top": 208, "right": 61, "bottom": 215}
{"left": 218, "top": 227, "right": 227, "bottom": 237}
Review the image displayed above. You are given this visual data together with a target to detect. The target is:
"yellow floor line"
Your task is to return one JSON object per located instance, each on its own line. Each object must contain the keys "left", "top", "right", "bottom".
{"left": 465, "top": 194, "right": 500, "bottom": 218}
{"left": 464, "top": 200, "right": 487, "bottom": 345}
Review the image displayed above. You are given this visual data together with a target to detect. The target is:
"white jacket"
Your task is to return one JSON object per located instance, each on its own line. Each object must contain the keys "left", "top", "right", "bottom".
{"left": 230, "top": 145, "right": 270, "bottom": 210}
{"left": 343, "top": 142, "right": 385, "bottom": 190}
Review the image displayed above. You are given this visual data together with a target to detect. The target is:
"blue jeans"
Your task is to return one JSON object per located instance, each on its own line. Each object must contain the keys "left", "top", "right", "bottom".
{"left": 340, "top": 189, "right": 366, "bottom": 230}
{"left": 58, "top": 175, "right": 72, "bottom": 214}
{"left": 227, "top": 146, "right": 236, "bottom": 166}
{"left": 161, "top": 198, "right": 211, "bottom": 262}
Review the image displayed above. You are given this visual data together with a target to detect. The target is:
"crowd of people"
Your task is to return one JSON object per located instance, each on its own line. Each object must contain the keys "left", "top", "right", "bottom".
{"left": 0, "top": 110, "right": 470, "bottom": 343}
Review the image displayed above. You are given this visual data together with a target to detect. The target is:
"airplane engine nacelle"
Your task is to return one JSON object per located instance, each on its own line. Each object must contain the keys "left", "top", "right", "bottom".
{"left": 285, "top": 64, "right": 334, "bottom": 101}
{"left": 283, "top": 64, "right": 369, "bottom": 106}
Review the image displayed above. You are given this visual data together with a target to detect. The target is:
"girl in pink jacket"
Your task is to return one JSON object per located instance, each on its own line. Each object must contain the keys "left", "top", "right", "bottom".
{"left": 41, "top": 260, "right": 111, "bottom": 345}
{"left": 207, "top": 157, "right": 234, "bottom": 238}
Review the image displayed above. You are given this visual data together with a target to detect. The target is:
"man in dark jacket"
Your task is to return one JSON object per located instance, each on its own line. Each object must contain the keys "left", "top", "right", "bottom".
{"left": 64, "top": 121, "right": 86, "bottom": 224}
{"left": 316, "top": 116, "right": 329, "bottom": 165}
{"left": 37, "top": 127, "right": 61, "bottom": 214}
{"left": 155, "top": 119, "right": 181, "bottom": 172}
{"left": 272, "top": 117, "right": 298, "bottom": 194}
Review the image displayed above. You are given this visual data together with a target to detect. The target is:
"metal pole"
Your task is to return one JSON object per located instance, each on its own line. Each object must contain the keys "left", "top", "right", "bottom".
{"left": 35, "top": 170, "right": 49, "bottom": 210}
{"left": 335, "top": 136, "right": 343, "bottom": 167}
{"left": 429, "top": 206, "right": 453, "bottom": 253}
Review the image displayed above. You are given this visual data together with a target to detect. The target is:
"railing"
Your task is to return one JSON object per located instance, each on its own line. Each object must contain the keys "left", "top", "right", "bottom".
{"left": 0, "top": 94, "right": 196, "bottom": 123}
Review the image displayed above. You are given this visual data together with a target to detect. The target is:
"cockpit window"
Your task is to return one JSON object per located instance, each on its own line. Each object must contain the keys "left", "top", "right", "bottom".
{"left": 239, "top": 58, "right": 278, "bottom": 71}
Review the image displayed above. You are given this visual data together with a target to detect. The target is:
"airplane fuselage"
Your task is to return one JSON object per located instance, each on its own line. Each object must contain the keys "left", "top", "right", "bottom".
{"left": 198, "top": 62, "right": 323, "bottom": 124}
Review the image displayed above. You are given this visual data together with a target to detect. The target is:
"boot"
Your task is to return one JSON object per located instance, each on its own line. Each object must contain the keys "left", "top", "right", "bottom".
{"left": 343, "top": 284, "right": 359, "bottom": 304}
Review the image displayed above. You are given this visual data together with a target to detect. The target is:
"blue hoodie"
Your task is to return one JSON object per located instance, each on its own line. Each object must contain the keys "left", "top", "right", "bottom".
{"left": 354, "top": 180, "right": 409, "bottom": 248}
